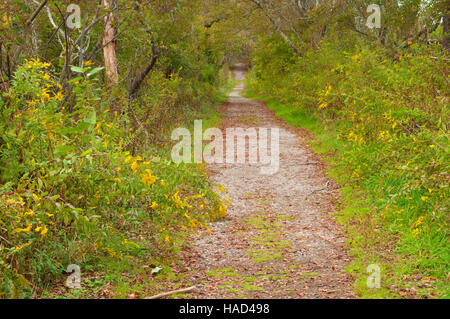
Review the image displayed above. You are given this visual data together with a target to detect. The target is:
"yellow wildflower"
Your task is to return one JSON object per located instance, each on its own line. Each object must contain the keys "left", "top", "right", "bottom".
{"left": 14, "top": 242, "right": 32, "bottom": 251}
{"left": 53, "top": 91, "right": 64, "bottom": 101}
{"left": 124, "top": 156, "right": 133, "bottom": 163}
{"left": 319, "top": 102, "right": 328, "bottom": 109}
{"left": 40, "top": 225, "right": 48, "bottom": 239}
{"left": 141, "top": 169, "right": 157, "bottom": 186}
{"left": 131, "top": 161, "right": 139, "bottom": 172}
{"left": 15, "top": 224, "right": 33, "bottom": 234}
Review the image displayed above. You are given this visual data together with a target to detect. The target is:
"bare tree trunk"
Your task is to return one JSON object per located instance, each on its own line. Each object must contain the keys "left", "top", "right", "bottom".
{"left": 102, "top": 0, "right": 118, "bottom": 83}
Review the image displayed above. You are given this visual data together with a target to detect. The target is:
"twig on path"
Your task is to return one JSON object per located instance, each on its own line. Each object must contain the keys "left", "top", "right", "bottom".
{"left": 300, "top": 161, "right": 320, "bottom": 165}
{"left": 145, "top": 286, "right": 197, "bottom": 299}
{"left": 306, "top": 181, "right": 330, "bottom": 199}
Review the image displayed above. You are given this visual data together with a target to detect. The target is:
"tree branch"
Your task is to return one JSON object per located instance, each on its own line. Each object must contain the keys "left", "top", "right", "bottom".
{"left": 26, "top": 0, "right": 49, "bottom": 26}
{"left": 145, "top": 286, "right": 196, "bottom": 299}
{"left": 128, "top": 40, "right": 160, "bottom": 99}
{"left": 251, "top": 0, "right": 304, "bottom": 57}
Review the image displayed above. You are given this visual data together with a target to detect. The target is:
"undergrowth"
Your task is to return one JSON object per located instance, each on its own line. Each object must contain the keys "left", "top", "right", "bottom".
{"left": 246, "top": 32, "right": 449, "bottom": 299}
{"left": 0, "top": 58, "right": 230, "bottom": 298}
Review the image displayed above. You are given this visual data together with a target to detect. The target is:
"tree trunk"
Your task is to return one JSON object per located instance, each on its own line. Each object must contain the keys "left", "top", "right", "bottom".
{"left": 102, "top": 0, "right": 118, "bottom": 83}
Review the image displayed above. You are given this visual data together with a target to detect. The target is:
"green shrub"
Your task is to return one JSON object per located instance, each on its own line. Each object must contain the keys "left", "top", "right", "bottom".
{"left": 0, "top": 59, "right": 226, "bottom": 298}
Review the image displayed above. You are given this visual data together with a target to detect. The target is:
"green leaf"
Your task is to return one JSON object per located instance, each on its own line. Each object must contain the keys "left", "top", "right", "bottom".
{"left": 68, "top": 76, "right": 84, "bottom": 83}
{"left": 70, "top": 66, "right": 84, "bottom": 73}
{"left": 87, "top": 67, "right": 104, "bottom": 77}
{"left": 80, "top": 148, "right": 92, "bottom": 157}
{"left": 54, "top": 145, "right": 75, "bottom": 157}
{"left": 83, "top": 111, "right": 97, "bottom": 125}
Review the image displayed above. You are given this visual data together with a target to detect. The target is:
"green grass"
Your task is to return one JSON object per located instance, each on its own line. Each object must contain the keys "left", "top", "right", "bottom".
{"left": 206, "top": 268, "right": 240, "bottom": 278}
{"left": 241, "top": 283, "right": 264, "bottom": 291}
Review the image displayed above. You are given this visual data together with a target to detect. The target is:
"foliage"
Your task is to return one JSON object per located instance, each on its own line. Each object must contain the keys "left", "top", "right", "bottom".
{"left": 248, "top": 31, "right": 449, "bottom": 297}
{"left": 0, "top": 0, "right": 234, "bottom": 297}
{"left": 0, "top": 59, "right": 228, "bottom": 298}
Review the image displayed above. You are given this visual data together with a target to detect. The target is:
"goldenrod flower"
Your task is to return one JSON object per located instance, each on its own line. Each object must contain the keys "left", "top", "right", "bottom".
{"left": 15, "top": 224, "right": 33, "bottom": 234}
{"left": 24, "top": 210, "right": 34, "bottom": 216}
{"left": 131, "top": 161, "right": 139, "bottom": 172}
{"left": 141, "top": 169, "right": 157, "bottom": 186}
{"left": 124, "top": 156, "right": 133, "bottom": 163}
{"left": 53, "top": 91, "right": 64, "bottom": 101}
{"left": 14, "top": 242, "right": 32, "bottom": 251}
{"left": 40, "top": 225, "right": 48, "bottom": 239}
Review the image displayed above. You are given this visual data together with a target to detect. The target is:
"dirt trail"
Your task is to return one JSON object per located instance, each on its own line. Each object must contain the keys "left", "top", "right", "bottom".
{"left": 174, "top": 64, "right": 354, "bottom": 298}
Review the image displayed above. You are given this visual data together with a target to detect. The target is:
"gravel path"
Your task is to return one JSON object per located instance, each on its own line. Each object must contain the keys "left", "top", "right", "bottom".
{"left": 172, "top": 64, "right": 354, "bottom": 299}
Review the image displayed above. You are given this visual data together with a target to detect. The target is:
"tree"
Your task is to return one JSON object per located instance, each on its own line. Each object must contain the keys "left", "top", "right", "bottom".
{"left": 251, "top": 0, "right": 304, "bottom": 57}
{"left": 102, "top": 0, "right": 119, "bottom": 84}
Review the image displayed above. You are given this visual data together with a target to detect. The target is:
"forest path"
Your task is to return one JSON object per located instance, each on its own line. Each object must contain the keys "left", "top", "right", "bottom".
{"left": 173, "top": 64, "right": 354, "bottom": 298}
